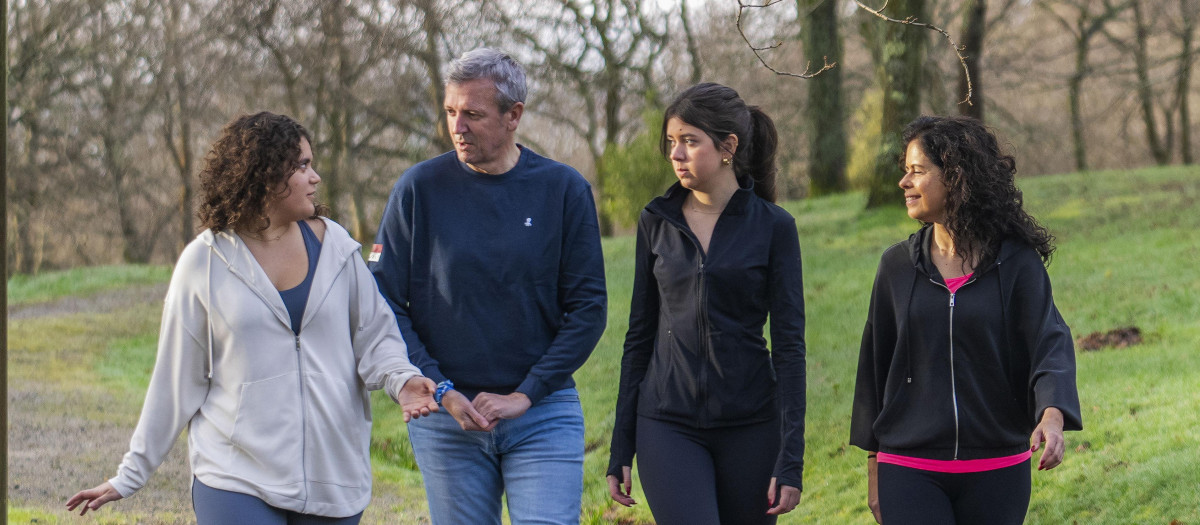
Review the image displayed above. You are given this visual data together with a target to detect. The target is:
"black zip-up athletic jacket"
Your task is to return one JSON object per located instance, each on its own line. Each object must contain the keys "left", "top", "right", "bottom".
{"left": 850, "top": 225, "right": 1082, "bottom": 460}
{"left": 607, "top": 180, "right": 807, "bottom": 490}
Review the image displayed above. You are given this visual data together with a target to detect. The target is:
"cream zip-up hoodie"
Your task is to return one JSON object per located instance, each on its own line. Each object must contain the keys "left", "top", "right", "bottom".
{"left": 108, "top": 218, "right": 420, "bottom": 517}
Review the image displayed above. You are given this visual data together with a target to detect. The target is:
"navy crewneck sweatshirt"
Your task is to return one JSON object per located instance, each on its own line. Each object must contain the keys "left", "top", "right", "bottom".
{"left": 370, "top": 147, "right": 607, "bottom": 404}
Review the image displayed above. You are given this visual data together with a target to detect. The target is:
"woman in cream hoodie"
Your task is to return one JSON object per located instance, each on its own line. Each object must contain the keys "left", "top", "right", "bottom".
{"left": 67, "top": 112, "right": 437, "bottom": 523}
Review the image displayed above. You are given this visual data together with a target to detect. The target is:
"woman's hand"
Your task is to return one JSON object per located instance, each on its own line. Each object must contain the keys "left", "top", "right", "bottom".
{"left": 397, "top": 377, "right": 439, "bottom": 422}
{"left": 868, "top": 455, "right": 882, "bottom": 524}
{"left": 1031, "top": 406, "right": 1066, "bottom": 470}
{"left": 607, "top": 466, "right": 637, "bottom": 507}
{"left": 65, "top": 482, "right": 123, "bottom": 515}
{"left": 766, "top": 477, "right": 801, "bottom": 515}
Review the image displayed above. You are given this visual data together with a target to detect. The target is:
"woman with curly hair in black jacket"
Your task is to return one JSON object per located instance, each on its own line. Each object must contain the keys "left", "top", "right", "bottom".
{"left": 850, "top": 115, "right": 1082, "bottom": 525}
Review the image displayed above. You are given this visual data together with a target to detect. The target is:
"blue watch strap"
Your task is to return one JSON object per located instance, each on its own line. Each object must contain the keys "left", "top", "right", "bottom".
{"left": 434, "top": 380, "right": 455, "bottom": 404}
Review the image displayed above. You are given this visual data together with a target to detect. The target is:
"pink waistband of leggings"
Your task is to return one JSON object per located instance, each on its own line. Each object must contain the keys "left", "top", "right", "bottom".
{"left": 876, "top": 450, "right": 1032, "bottom": 473}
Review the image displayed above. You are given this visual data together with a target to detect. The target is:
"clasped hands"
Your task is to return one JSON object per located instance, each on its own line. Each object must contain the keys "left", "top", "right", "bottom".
{"left": 441, "top": 389, "right": 531, "bottom": 431}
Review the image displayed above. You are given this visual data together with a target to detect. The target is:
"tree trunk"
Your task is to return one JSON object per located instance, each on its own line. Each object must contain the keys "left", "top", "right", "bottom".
{"left": 681, "top": 0, "right": 703, "bottom": 84}
{"left": 103, "top": 134, "right": 153, "bottom": 264}
{"left": 418, "top": 0, "right": 453, "bottom": 153}
{"left": 866, "top": 0, "right": 927, "bottom": 208}
{"left": 14, "top": 124, "right": 41, "bottom": 274}
{"left": 1130, "top": 0, "right": 1170, "bottom": 165}
{"left": 959, "top": 0, "right": 987, "bottom": 121}
{"left": 1177, "top": 0, "right": 1195, "bottom": 164}
{"left": 802, "top": 0, "right": 847, "bottom": 196}
{"left": 1068, "top": 20, "right": 1092, "bottom": 173}
{"left": 165, "top": 0, "right": 195, "bottom": 247}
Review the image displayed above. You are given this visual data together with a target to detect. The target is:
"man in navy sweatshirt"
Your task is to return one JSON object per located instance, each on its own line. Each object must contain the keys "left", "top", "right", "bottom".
{"left": 369, "top": 47, "right": 607, "bottom": 525}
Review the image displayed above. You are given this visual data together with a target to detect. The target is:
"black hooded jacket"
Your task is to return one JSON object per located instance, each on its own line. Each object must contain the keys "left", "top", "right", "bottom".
{"left": 850, "top": 225, "right": 1082, "bottom": 460}
{"left": 607, "top": 180, "right": 807, "bottom": 490}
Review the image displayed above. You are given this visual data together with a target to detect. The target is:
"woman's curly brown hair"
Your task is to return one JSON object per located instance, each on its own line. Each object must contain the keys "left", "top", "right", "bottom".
{"left": 197, "top": 112, "right": 329, "bottom": 233}
{"left": 901, "top": 115, "right": 1056, "bottom": 266}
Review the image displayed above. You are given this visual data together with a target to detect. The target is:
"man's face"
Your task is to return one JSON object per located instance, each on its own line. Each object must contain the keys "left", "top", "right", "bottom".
{"left": 444, "top": 78, "right": 523, "bottom": 173}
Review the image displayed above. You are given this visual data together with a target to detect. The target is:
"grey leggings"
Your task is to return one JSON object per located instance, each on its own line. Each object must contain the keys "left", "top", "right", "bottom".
{"left": 191, "top": 478, "right": 363, "bottom": 525}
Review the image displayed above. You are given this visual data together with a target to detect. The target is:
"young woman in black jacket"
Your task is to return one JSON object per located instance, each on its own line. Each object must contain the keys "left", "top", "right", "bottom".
{"left": 850, "top": 115, "right": 1082, "bottom": 524}
{"left": 606, "top": 83, "right": 807, "bottom": 524}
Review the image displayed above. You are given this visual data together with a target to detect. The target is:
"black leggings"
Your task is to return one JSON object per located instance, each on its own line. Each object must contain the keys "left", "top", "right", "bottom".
{"left": 878, "top": 459, "right": 1031, "bottom": 525}
{"left": 635, "top": 415, "right": 781, "bottom": 525}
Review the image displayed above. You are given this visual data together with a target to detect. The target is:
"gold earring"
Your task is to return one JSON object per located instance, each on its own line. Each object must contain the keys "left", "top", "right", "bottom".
{"left": 722, "top": 157, "right": 731, "bottom": 166}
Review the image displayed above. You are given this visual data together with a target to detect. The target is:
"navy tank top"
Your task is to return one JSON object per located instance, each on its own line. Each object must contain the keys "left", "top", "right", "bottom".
{"left": 278, "top": 220, "right": 321, "bottom": 335}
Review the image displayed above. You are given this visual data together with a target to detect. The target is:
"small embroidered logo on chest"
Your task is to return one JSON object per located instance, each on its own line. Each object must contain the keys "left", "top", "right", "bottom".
{"left": 524, "top": 217, "right": 533, "bottom": 227}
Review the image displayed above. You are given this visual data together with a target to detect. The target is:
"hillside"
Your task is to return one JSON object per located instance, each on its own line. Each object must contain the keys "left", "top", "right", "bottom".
{"left": 7, "top": 166, "right": 1199, "bottom": 523}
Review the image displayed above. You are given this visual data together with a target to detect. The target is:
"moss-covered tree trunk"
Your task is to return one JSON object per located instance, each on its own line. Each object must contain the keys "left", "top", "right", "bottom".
{"left": 865, "top": 0, "right": 928, "bottom": 208}
{"left": 959, "top": 0, "right": 986, "bottom": 121}
{"left": 802, "top": 0, "right": 848, "bottom": 196}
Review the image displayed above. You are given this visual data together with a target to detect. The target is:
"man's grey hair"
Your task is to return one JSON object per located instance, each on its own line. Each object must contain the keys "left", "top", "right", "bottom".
{"left": 445, "top": 48, "right": 527, "bottom": 112}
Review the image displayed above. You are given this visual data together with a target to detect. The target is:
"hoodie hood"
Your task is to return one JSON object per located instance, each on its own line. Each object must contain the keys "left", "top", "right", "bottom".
{"left": 196, "top": 217, "right": 363, "bottom": 378}
{"left": 903, "top": 224, "right": 1012, "bottom": 280}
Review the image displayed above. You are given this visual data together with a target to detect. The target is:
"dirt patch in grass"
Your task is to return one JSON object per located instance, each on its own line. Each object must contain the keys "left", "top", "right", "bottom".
{"left": 1077, "top": 326, "right": 1143, "bottom": 351}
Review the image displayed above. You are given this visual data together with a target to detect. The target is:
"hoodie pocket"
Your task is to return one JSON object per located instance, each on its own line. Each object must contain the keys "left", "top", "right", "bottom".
{"left": 229, "top": 373, "right": 304, "bottom": 486}
{"left": 304, "top": 372, "right": 370, "bottom": 488}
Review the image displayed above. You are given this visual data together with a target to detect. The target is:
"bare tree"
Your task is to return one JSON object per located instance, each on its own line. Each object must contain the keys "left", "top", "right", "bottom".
{"left": 6, "top": 0, "right": 92, "bottom": 273}
{"left": 224, "top": 0, "right": 451, "bottom": 240}
{"left": 1043, "top": 0, "right": 1130, "bottom": 171}
{"left": 84, "top": 0, "right": 179, "bottom": 263}
{"left": 1169, "top": 0, "right": 1198, "bottom": 163}
{"left": 1101, "top": 0, "right": 1173, "bottom": 164}
{"left": 157, "top": 0, "right": 222, "bottom": 249}
{"left": 487, "top": 0, "right": 669, "bottom": 234}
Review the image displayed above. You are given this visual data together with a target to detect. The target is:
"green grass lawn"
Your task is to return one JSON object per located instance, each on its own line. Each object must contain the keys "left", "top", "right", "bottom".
{"left": 8, "top": 165, "right": 1199, "bottom": 523}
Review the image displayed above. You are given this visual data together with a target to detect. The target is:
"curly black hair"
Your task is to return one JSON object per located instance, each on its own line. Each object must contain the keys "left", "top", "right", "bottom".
{"left": 902, "top": 115, "right": 1055, "bottom": 265}
{"left": 197, "top": 112, "right": 329, "bottom": 233}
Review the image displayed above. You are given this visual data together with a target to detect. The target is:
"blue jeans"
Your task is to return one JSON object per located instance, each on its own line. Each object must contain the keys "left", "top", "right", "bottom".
{"left": 407, "top": 388, "right": 585, "bottom": 525}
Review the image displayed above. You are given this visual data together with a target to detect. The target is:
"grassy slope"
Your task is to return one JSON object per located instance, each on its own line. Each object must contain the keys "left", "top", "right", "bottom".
{"left": 8, "top": 166, "right": 1199, "bottom": 523}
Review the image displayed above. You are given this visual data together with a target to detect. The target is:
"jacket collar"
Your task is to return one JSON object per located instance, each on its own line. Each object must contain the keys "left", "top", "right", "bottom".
{"left": 646, "top": 176, "right": 757, "bottom": 221}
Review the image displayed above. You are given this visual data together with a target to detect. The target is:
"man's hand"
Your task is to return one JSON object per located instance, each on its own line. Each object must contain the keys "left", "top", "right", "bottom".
{"left": 440, "top": 389, "right": 492, "bottom": 431}
{"left": 397, "top": 377, "right": 439, "bottom": 422}
{"left": 472, "top": 392, "right": 532, "bottom": 426}
{"left": 1031, "top": 406, "right": 1066, "bottom": 470}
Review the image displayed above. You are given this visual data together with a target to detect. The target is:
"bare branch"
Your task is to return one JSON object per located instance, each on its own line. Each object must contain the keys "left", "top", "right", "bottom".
{"left": 856, "top": 0, "right": 975, "bottom": 105}
{"left": 736, "top": 0, "right": 836, "bottom": 79}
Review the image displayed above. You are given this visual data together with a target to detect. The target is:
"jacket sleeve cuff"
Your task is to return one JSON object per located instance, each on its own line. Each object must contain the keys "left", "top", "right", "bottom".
{"left": 515, "top": 376, "right": 550, "bottom": 406}
{"left": 607, "top": 451, "right": 634, "bottom": 478}
{"left": 384, "top": 371, "right": 421, "bottom": 403}
{"left": 772, "top": 471, "right": 803, "bottom": 493}
{"left": 419, "top": 365, "right": 447, "bottom": 387}
{"left": 107, "top": 475, "right": 139, "bottom": 499}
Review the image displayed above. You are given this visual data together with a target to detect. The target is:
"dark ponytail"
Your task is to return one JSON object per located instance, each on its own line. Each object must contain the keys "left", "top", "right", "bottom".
{"left": 661, "top": 82, "right": 779, "bottom": 202}
{"left": 744, "top": 106, "right": 778, "bottom": 202}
